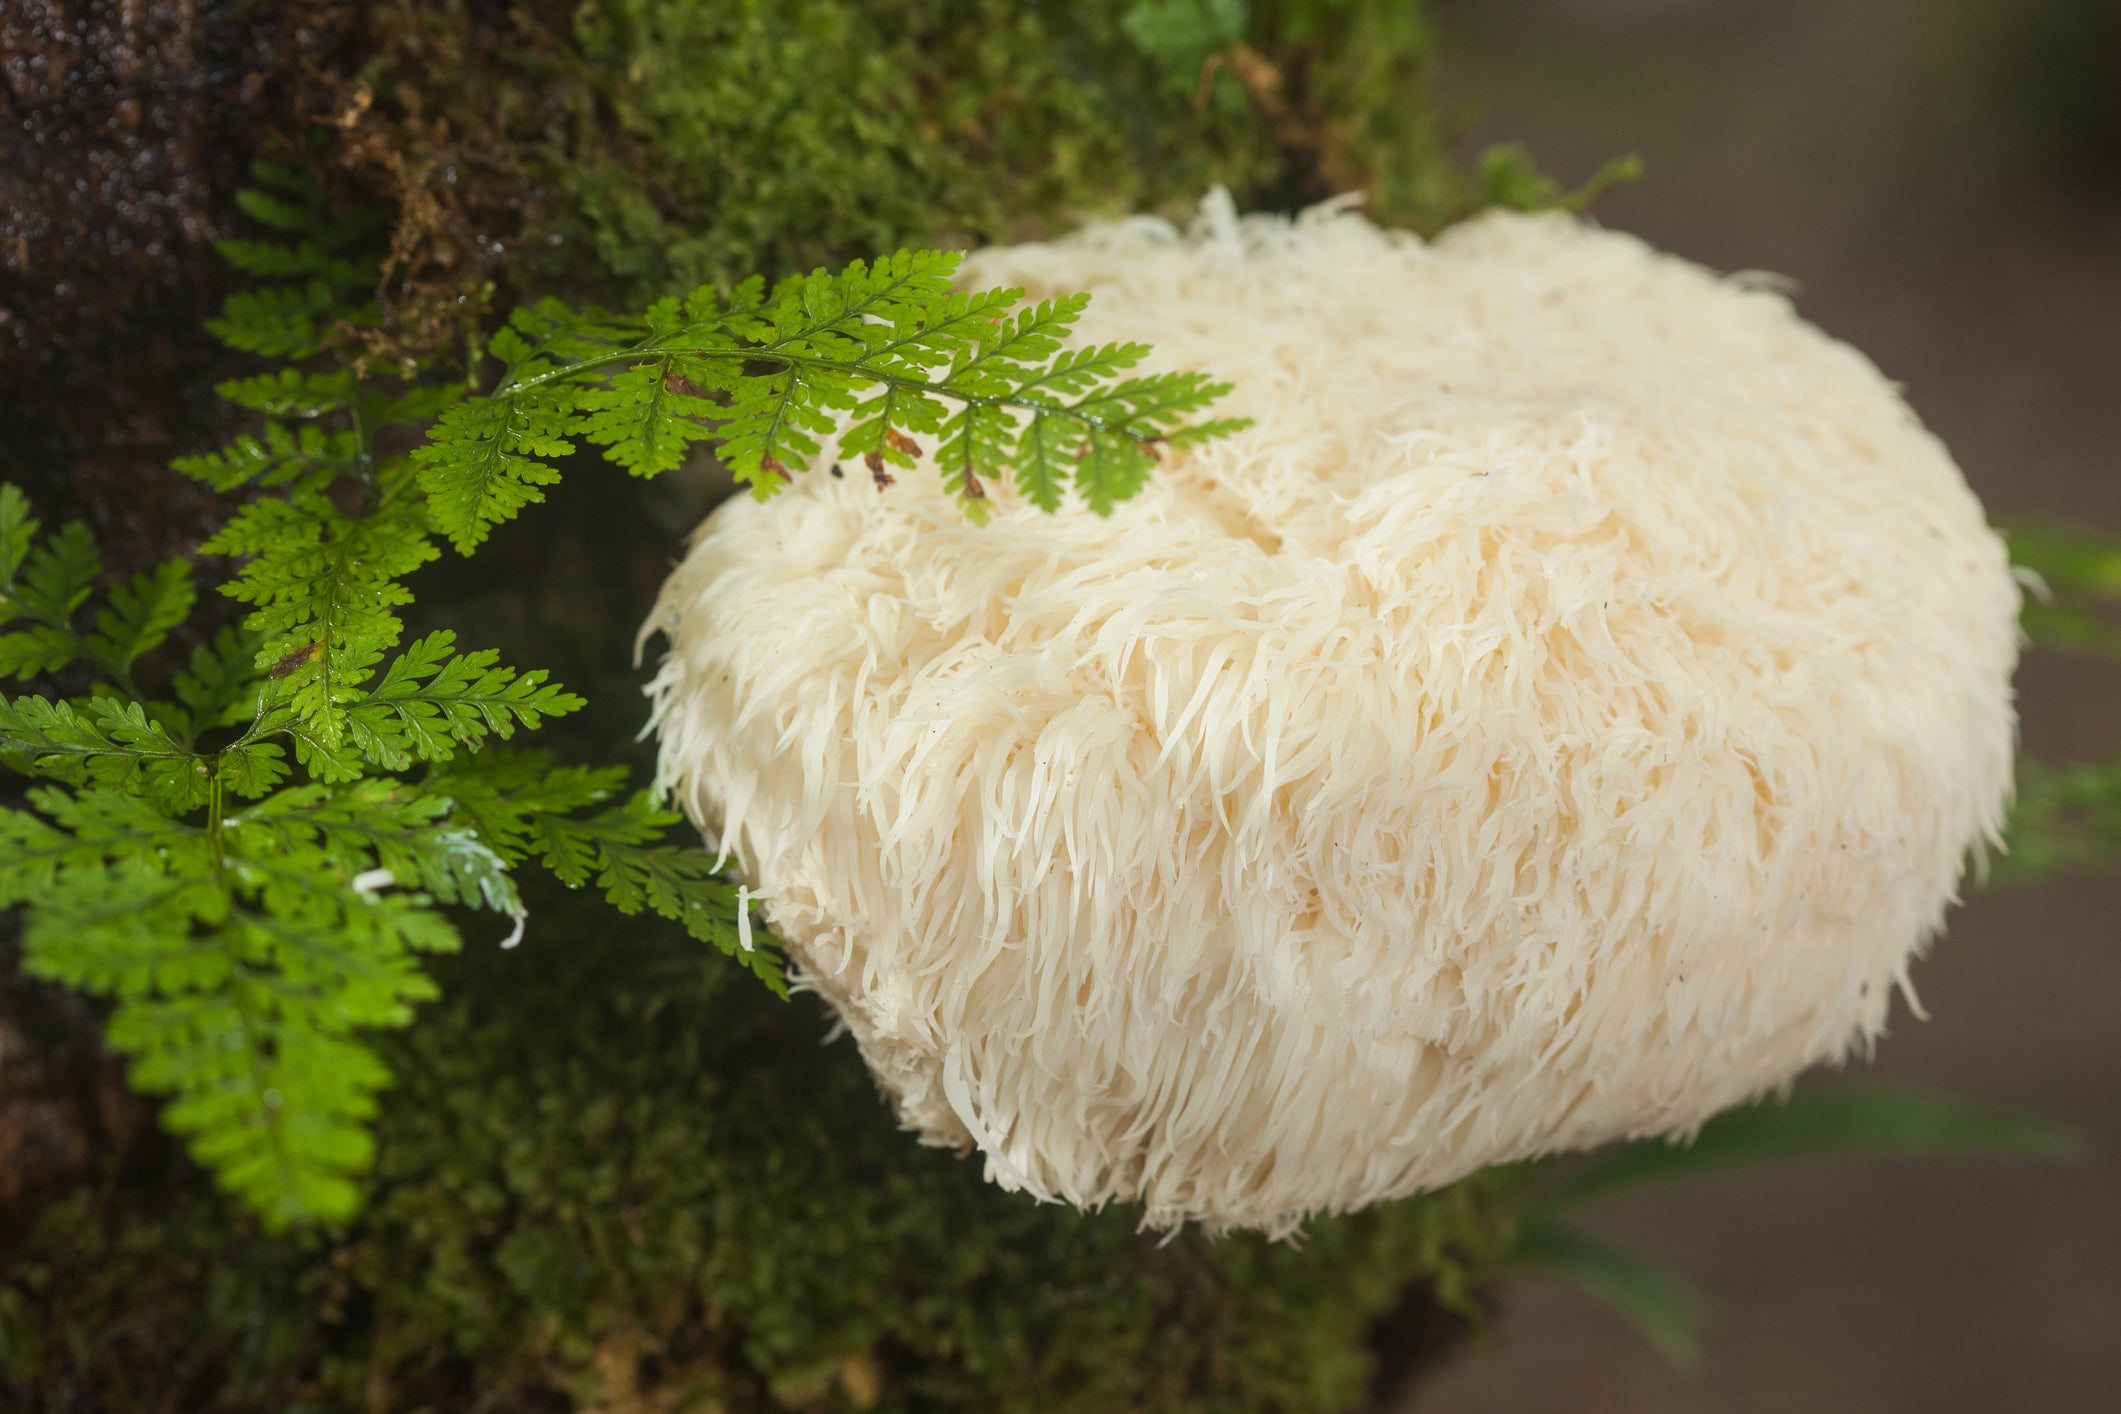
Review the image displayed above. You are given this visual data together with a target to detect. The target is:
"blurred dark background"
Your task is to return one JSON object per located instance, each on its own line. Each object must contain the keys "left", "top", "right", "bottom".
{"left": 1406, "top": 1, "right": 2121, "bottom": 1410}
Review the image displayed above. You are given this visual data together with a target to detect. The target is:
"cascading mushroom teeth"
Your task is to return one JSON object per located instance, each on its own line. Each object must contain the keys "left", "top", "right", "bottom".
{"left": 643, "top": 193, "right": 2020, "bottom": 1236}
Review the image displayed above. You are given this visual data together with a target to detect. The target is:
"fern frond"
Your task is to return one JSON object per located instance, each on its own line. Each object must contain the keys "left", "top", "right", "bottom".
{"left": 267, "top": 630, "right": 584, "bottom": 776}
{"left": 411, "top": 393, "right": 576, "bottom": 553}
{"left": 217, "top": 741, "right": 293, "bottom": 800}
{"left": 171, "top": 422, "right": 347, "bottom": 495}
{"left": 1010, "top": 410, "right": 1076, "bottom": 514}
{"left": 408, "top": 245, "right": 1243, "bottom": 526}
{"left": 0, "top": 491, "right": 198, "bottom": 695}
{"left": 214, "top": 368, "right": 361, "bottom": 419}
{"left": 420, "top": 751, "right": 783, "bottom": 992}
{"left": 933, "top": 401, "right": 1013, "bottom": 517}
{"left": 213, "top": 236, "right": 370, "bottom": 284}
{"left": 37, "top": 857, "right": 449, "bottom": 1228}
{"left": 206, "top": 494, "right": 438, "bottom": 744}
{"left": 0, "top": 617, "right": 76, "bottom": 682}
{"left": 235, "top": 780, "right": 522, "bottom": 921}
{"left": 2, "top": 783, "right": 469, "bottom": 1228}
{"left": 0, "top": 483, "right": 34, "bottom": 584}
{"left": 943, "top": 294, "right": 1099, "bottom": 394}
{"left": 717, "top": 363, "right": 860, "bottom": 494}
{"left": 82, "top": 558, "right": 196, "bottom": 676}
{"left": 578, "top": 794, "right": 784, "bottom": 993}
{"left": 0, "top": 694, "right": 208, "bottom": 811}
{"left": 1073, "top": 428, "right": 1158, "bottom": 516}
{"left": 207, "top": 283, "right": 350, "bottom": 360}
{"left": 377, "top": 383, "right": 473, "bottom": 427}
{"left": 232, "top": 186, "right": 319, "bottom": 233}
{"left": 0, "top": 508, "right": 99, "bottom": 680}
{"left": 168, "top": 624, "right": 272, "bottom": 745}
{"left": 755, "top": 248, "right": 967, "bottom": 350}
{"left": 412, "top": 750, "right": 626, "bottom": 862}
{"left": 203, "top": 169, "right": 381, "bottom": 361}
{"left": 503, "top": 297, "right": 647, "bottom": 368}
{"left": 14, "top": 518, "right": 98, "bottom": 621}
{"left": 576, "top": 360, "right": 723, "bottom": 476}
{"left": 1163, "top": 415, "right": 1255, "bottom": 449}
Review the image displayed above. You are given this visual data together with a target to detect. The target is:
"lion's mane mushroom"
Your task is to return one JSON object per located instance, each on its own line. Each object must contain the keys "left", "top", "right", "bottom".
{"left": 642, "top": 194, "right": 2020, "bottom": 1235}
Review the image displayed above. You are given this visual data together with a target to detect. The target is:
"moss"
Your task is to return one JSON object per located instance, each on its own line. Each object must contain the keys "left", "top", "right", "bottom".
{"left": 314, "top": 0, "right": 1472, "bottom": 344}
{"left": 1, "top": 895, "right": 1513, "bottom": 1413}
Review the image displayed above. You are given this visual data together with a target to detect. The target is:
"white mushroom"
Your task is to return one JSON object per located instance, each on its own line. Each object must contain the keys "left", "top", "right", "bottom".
{"left": 643, "top": 194, "right": 2020, "bottom": 1235}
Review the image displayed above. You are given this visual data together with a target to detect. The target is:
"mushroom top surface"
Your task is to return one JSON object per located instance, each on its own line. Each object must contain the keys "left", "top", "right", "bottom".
{"left": 645, "top": 195, "right": 2019, "bottom": 1234}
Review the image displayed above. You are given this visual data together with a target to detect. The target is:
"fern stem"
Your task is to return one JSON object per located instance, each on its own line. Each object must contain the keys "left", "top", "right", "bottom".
{"left": 206, "top": 761, "right": 226, "bottom": 870}
{"left": 348, "top": 400, "right": 379, "bottom": 512}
